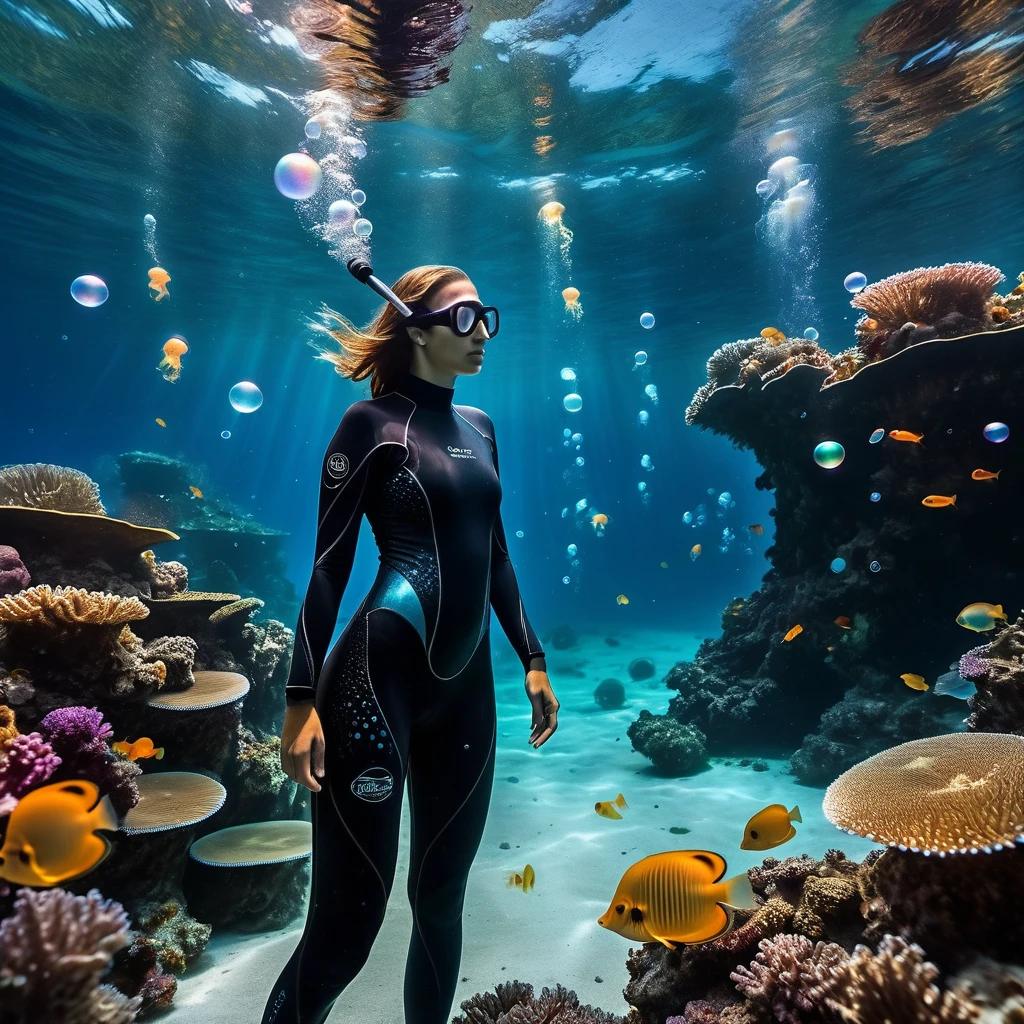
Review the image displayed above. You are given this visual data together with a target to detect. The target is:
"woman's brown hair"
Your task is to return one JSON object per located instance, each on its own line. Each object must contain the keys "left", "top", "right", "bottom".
{"left": 311, "top": 265, "right": 468, "bottom": 398}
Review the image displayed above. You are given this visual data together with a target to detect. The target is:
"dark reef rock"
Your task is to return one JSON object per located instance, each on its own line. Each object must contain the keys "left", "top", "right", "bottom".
{"left": 184, "top": 857, "right": 310, "bottom": 932}
{"left": 595, "top": 678, "right": 627, "bottom": 710}
{"left": 628, "top": 658, "right": 656, "bottom": 681}
{"left": 544, "top": 623, "right": 579, "bottom": 650}
{"left": 962, "top": 616, "right": 1024, "bottom": 735}
{"left": 652, "top": 325, "right": 1024, "bottom": 779}
{"left": 626, "top": 710, "right": 708, "bottom": 776}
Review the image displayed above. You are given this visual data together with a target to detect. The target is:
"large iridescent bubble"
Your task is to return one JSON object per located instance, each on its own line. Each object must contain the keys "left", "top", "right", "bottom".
{"left": 70, "top": 275, "right": 108, "bottom": 307}
{"left": 639, "top": 312, "right": 655, "bottom": 329}
{"left": 274, "top": 153, "right": 322, "bottom": 200}
{"left": 844, "top": 272, "right": 867, "bottom": 293}
{"left": 229, "top": 381, "right": 264, "bottom": 413}
{"left": 813, "top": 441, "right": 845, "bottom": 469}
{"left": 328, "top": 200, "right": 358, "bottom": 228}
{"left": 563, "top": 393, "right": 583, "bottom": 413}
{"left": 983, "top": 421, "right": 1010, "bottom": 443}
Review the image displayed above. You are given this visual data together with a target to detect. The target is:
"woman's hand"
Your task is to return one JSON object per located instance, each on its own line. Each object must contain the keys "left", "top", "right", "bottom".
{"left": 525, "top": 670, "right": 559, "bottom": 748}
{"left": 281, "top": 703, "right": 326, "bottom": 792}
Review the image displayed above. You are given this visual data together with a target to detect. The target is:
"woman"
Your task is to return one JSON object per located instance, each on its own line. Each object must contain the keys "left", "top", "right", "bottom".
{"left": 263, "top": 265, "right": 560, "bottom": 1024}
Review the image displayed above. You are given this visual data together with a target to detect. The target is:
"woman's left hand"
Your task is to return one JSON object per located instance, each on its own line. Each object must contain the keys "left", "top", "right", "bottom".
{"left": 525, "top": 670, "right": 559, "bottom": 748}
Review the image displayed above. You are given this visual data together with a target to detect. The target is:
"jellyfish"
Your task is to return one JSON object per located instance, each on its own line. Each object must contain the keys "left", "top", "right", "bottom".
{"left": 157, "top": 336, "right": 189, "bottom": 383}
{"left": 575, "top": 498, "right": 588, "bottom": 513}
{"left": 560, "top": 367, "right": 577, "bottom": 382}
{"left": 540, "top": 201, "right": 573, "bottom": 258}
{"left": 637, "top": 410, "right": 649, "bottom": 427}
{"left": 641, "top": 454, "right": 654, "bottom": 471}
{"left": 148, "top": 267, "right": 170, "bottom": 302}
{"left": 644, "top": 383, "right": 659, "bottom": 405}
{"left": 562, "top": 287, "right": 582, "bottom": 320}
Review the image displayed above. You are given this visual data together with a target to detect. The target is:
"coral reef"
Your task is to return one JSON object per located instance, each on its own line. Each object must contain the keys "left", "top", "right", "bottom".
{"left": 107, "top": 935, "right": 178, "bottom": 1019}
{"left": 0, "top": 727, "right": 61, "bottom": 808}
{"left": 235, "top": 617, "right": 296, "bottom": 733}
{"left": 0, "top": 886, "right": 142, "bottom": 1024}
{"left": 0, "top": 462, "right": 106, "bottom": 514}
{"left": 655, "top": 320, "right": 1024, "bottom": 779}
{"left": 626, "top": 710, "right": 708, "bottom": 775}
{"left": 959, "top": 617, "right": 1024, "bottom": 734}
{"left": 0, "top": 544, "right": 30, "bottom": 596}
{"left": 131, "top": 898, "right": 211, "bottom": 974}
{"left": 453, "top": 979, "right": 623, "bottom": 1023}
{"left": 140, "top": 549, "right": 188, "bottom": 598}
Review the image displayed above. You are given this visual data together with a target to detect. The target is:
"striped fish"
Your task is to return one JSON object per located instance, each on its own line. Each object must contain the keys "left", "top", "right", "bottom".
{"left": 597, "top": 850, "right": 755, "bottom": 947}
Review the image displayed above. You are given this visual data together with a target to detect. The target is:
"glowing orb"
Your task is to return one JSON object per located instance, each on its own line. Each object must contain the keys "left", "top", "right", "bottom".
{"left": 563, "top": 393, "right": 583, "bottom": 413}
{"left": 70, "top": 275, "right": 108, "bottom": 307}
{"left": 229, "top": 381, "right": 263, "bottom": 413}
{"left": 813, "top": 441, "right": 845, "bottom": 469}
{"left": 351, "top": 189, "right": 366, "bottom": 206}
{"left": 803, "top": 327, "right": 819, "bottom": 341}
{"left": 328, "top": 200, "right": 358, "bottom": 228}
{"left": 274, "top": 153, "right": 322, "bottom": 200}
{"left": 353, "top": 218, "right": 373, "bottom": 237}
{"left": 634, "top": 351, "right": 648, "bottom": 366}
{"left": 983, "top": 422, "right": 1009, "bottom": 443}
{"left": 304, "top": 119, "right": 322, "bottom": 139}
{"left": 640, "top": 312, "right": 655, "bottom": 329}
{"left": 844, "top": 272, "right": 867, "bottom": 293}
{"left": 830, "top": 558, "right": 846, "bottom": 573}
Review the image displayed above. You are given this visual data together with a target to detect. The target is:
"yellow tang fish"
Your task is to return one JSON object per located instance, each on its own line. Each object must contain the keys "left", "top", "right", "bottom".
{"left": 189, "top": 486, "right": 204, "bottom": 499}
{"left": 155, "top": 417, "right": 166, "bottom": 428}
{"left": 0, "top": 779, "right": 118, "bottom": 887}
{"left": 971, "top": 469, "right": 1000, "bottom": 481}
{"left": 922, "top": 495, "right": 956, "bottom": 508}
{"left": 690, "top": 544, "right": 702, "bottom": 561}
{"left": 901, "top": 673, "right": 929, "bottom": 691}
{"left": 507, "top": 863, "right": 536, "bottom": 892}
{"left": 148, "top": 267, "right": 171, "bottom": 302}
{"left": 595, "top": 793, "right": 628, "bottom": 820}
{"left": 956, "top": 602, "right": 1007, "bottom": 632}
{"left": 598, "top": 850, "right": 756, "bottom": 948}
{"left": 740, "top": 804, "right": 801, "bottom": 851}
{"left": 112, "top": 736, "right": 165, "bottom": 761}
{"left": 616, "top": 594, "right": 629, "bottom": 606}
{"left": 889, "top": 430, "right": 924, "bottom": 445}
{"left": 783, "top": 624, "right": 803, "bottom": 642}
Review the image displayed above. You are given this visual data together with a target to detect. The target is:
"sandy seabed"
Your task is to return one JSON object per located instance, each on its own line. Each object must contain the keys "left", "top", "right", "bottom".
{"left": 165, "top": 628, "right": 876, "bottom": 1023}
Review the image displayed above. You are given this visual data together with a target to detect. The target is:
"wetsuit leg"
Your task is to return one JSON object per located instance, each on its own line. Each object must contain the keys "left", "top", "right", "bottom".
{"left": 404, "top": 632, "right": 496, "bottom": 1024}
{"left": 262, "top": 609, "right": 424, "bottom": 1024}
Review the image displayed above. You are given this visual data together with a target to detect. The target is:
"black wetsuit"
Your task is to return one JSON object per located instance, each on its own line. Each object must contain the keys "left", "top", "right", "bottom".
{"left": 262, "top": 372, "right": 544, "bottom": 1024}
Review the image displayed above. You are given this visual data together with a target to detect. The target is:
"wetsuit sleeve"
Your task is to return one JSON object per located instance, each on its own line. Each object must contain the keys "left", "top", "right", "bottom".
{"left": 284, "top": 404, "right": 378, "bottom": 706}
{"left": 483, "top": 420, "right": 546, "bottom": 673}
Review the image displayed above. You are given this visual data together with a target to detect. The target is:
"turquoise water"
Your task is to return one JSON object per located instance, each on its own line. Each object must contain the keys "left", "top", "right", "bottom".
{"left": 1, "top": 0, "right": 1023, "bottom": 1021}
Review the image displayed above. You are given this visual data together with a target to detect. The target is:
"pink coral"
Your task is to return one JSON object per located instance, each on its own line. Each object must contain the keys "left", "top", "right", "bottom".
{"left": 0, "top": 544, "right": 30, "bottom": 596}
{"left": 0, "top": 730, "right": 61, "bottom": 802}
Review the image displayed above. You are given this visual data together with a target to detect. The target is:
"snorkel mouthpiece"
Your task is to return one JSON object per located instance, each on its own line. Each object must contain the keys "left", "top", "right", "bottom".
{"left": 346, "top": 257, "right": 414, "bottom": 318}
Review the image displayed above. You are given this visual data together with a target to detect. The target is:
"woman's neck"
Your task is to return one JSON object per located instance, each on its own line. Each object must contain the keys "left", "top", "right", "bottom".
{"left": 408, "top": 353, "right": 456, "bottom": 389}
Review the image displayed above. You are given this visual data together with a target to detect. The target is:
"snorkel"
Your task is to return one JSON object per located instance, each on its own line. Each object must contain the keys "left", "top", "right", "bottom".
{"left": 346, "top": 257, "right": 414, "bottom": 319}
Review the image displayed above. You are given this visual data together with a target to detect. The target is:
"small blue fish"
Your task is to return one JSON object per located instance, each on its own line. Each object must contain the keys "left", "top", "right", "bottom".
{"left": 934, "top": 664, "right": 976, "bottom": 701}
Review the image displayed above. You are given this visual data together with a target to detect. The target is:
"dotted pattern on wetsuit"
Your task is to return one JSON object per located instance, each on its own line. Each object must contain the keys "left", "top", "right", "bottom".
{"left": 324, "top": 614, "right": 395, "bottom": 763}
{"left": 368, "top": 467, "right": 440, "bottom": 626}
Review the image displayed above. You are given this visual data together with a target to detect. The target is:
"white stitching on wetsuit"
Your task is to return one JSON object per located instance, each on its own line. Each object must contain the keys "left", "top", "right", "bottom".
{"left": 411, "top": 713, "right": 496, "bottom": 998}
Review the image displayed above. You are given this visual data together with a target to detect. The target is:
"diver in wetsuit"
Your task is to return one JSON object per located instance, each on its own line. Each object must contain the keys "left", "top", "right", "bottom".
{"left": 262, "top": 264, "right": 561, "bottom": 1024}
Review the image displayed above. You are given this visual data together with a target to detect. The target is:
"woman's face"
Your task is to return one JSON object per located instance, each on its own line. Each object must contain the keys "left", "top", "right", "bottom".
{"left": 407, "top": 278, "right": 491, "bottom": 377}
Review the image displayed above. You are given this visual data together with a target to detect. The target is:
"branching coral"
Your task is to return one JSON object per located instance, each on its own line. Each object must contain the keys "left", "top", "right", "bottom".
{"left": 0, "top": 544, "right": 30, "bottom": 596}
{"left": 0, "top": 584, "right": 148, "bottom": 628}
{"left": 819, "top": 935, "right": 979, "bottom": 1024}
{"left": 0, "top": 463, "right": 106, "bottom": 515}
{"left": 0, "top": 729, "right": 61, "bottom": 802}
{"left": 0, "top": 886, "right": 142, "bottom": 1024}
{"left": 731, "top": 933, "right": 849, "bottom": 1023}
{"left": 453, "top": 979, "right": 623, "bottom": 1023}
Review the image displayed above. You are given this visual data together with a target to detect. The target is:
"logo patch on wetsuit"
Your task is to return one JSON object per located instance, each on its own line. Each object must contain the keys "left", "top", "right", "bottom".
{"left": 351, "top": 766, "right": 394, "bottom": 802}
{"left": 447, "top": 446, "right": 476, "bottom": 459}
{"left": 326, "top": 452, "right": 350, "bottom": 479}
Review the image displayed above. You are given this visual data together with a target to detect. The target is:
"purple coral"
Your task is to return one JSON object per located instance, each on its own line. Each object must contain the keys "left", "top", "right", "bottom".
{"left": 0, "top": 544, "right": 30, "bottom": 596}
{"left": 958, "top": 648, "right": 987, "bottom": 682}
{"left": 0, "top": 731, "right": 61, "bottom": 801}
{"left": 39, "top": 705, "right": 140, "bottom": 816}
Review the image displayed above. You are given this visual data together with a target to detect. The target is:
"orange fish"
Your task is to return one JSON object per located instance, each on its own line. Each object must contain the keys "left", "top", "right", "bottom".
{"left": 148, "top": 267, "right": 171, "bottom": 302}
{"left": 748, "top": 524, "right": 764, "bottom": 536}
{"left": 507, "top": 863, "right": 536, "bottom": 892}
{"left": 921, "top": 494, "right": 955, "bottom": 508}
{"left": 595, "top": 793, "right": 629, "bottom": 820}
{"left": 189, "top": 486, "right": 203, "bottom": 499}
{"left": 826, "top": 645, "right": 836, "bottom": 652}
{"left": 112, "top": 736, "right": 165, "bottom": 761}
{"left": 972, "top": 469, "right": 1000, "bottom": 481}
{"left": 690, "top": 544, "right": 702, "bottom": 561}
{"left": 901, "top": 673, "right": 928, "bottom": 691}
{"left": 834, "top": 616, "right": 852, "bottom": 629}
{"left": 155, "top": 417, "right": 166, "bottom": 428}
{"left": 740, "top": 804, "right": 801, "bottom": 851}
{"left": 0, "top": 780, "right": 118, "bottom": 886}
{"left": 990, "top": 306, "right": 1011, "bottom": 323}
{"left": 859, "top": 318, "right": 880, "bottom": 332}
{"left": 783, "top": 624, "right": 803, "bottom": 642}
{"left": 889, "top": 430, "right": 924, "bottom": 445}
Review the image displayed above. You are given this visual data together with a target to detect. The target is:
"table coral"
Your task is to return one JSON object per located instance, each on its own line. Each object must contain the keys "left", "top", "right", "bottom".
{"left": 0, "top": 544, "right": 30, "bottom": 596}
{"left": 0, "top": 886, "right": 142, "bottom": 1024}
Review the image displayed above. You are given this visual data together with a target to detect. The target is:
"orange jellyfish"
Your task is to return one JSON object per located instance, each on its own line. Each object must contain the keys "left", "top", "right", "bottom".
{"left": 157, "top": 336, "right": 189, "bottom": 382}
{"left": 562, "top": 287, "right": 582, "bottom": 320}
{"left": 540, "top": 201, "right": 573, "bottom": 259}
{"left": 148, "top": 267, "right": 171, "bottom": 302}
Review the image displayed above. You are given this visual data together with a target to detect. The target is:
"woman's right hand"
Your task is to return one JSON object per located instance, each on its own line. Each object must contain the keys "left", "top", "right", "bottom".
{"left": 281, "top": 703, "right": 326, "bottom": 792}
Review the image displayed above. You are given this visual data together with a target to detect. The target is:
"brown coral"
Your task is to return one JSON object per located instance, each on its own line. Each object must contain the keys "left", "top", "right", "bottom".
{"left": 0, "top": 702, "right": 19, "bottom": 748}
{"left": 0, "top": 462, "right": 106, "bottom": 515}
{"left": 141, "top": 550, "right": 189, "bottom": 598}
{"left": 208, "top": 596, "right": 264, "bottom": 624}
{"left": 823, "top": 732, "right": 1024, "bottom": 854}
{"left": 819, "top": 935, "right": 979, "bottom": 1023}
{"left": 850, "top": 263, "right": 1004, "bottom": 335}
{"left": 0, "top": 585, "right": 149, "bottom": 628}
